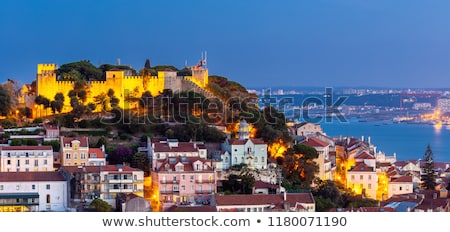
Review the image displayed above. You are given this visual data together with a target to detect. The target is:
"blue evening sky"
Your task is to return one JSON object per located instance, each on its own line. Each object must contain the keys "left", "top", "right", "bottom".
{"left": 1, "top": 0, "right": 449, "bottom": 89}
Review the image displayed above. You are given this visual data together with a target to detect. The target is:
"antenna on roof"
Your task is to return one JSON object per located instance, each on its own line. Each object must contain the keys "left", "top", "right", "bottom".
{"left": 117, "top": 58, "right": 121, "bottom": 65}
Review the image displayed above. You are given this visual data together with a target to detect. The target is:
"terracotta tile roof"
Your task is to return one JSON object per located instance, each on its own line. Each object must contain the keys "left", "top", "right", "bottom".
{"left": 154, "top": 142, "right": 198, "bottom": 152}
{"left": 88, "top": 148, "right": 105, "bottom": 158}
{"left": 62, "top": 165, "right": 139, "bottom": 173}
{"left": 62, "top": 137, "right": 88, "bottom": 147}
{"left": 166, "top": 205, "right": 217, "bottom": 212}
{"left": 329, "top": 207, "right": 396, "bottom": 212}
{"left": 254, "top": 180, "right": 280, "bottom": 189}
{"left": 348, "top": 162, "right": 374, "bottom": 172}
{"left": 377, "top": 162, "right": 393, "bottom": 168}
{"left": 390, "top": 176, "right": 413, "bottom": 183}
{"left": 355, "top": 151, "right": 375, "bottom": 160}
{"left": 1, "top": 146, "right": 53, "bottom": 151}
{"left": 0, "top": 171, "right": 65, "bottom": 182}
{"left": 155, "top": 157, "right": 213, "bottom": 172}
{"left": 215, "top": 193, "right": 315, "bottom": 206}
{"left": 227, "top": 138, "right": 267, "bottom": 145}
{"left": 43, "top": 124, "right": 58, "bottom": 130}
{"left": 301, "top": 137, "right": 329, "bottom": 147}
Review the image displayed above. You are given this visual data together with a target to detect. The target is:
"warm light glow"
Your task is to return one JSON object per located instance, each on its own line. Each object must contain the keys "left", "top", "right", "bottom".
{"left": 268, "top": 139, "right": 288, "bottom": 159}
{"left": 376, "top": 172, "right": 389, "bottom": 201}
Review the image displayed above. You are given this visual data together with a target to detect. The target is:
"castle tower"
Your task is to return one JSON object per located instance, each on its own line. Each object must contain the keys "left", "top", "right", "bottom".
{"left": 238, "top": 119, "right": 250, "bottom": 140}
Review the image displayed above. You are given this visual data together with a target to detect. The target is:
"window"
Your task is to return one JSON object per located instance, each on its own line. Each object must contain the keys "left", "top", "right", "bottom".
{"left": 182, "top": 175, "right": 185, "bottom": 180}
{"left": 360, "top": 175, "right": 363, "bottom": 180}
{"left": 32, "top": 184, "right": 35, "bottom": 190}
{"left": 34, "top": 160, "right": 38, "bottom": 167}
{"left": 368, "top": 175, "right": 372, "bottom": 180}
{"left": 351, "top": 175, "right": 354, "bottom": 180}
{"left": 65, "top": 153, "right": 71, "bottom": 159}
{"left": 44, "top": 160, "right": 47, "bottom": 165}
{"left": 134, "top": 175, "right": 137, "bottom": 181}
{"left": 368, "top": 184, "right": 372, "bottom": 189}
{"left": 25, "top": 160, "right": 29, "bottom": 165}
{"left": 399, "top": 186, "right": 403, "bottom": 191}
{"left": 46, "top": 194, "right": 50, "bottom": 204}
{"left": 173, "top": 176, "right": 177, "bottom": 182}
{"left": 17, "top": 160, "right": 20, "bottom": 167}
{"left": 7, "top": 160, "right": 10, "bottom": 165}
{"left": 74, "top": 153, "right": 78, "bottom": 159}
{"left": 81, "top": 153, "right": 86, "bottom": 159}
{"left": 134, "top": 184, "right": 137, "bottom": 191}
{"left": 0, "top": 185, "right": 3, "bottom": 190}
{"left": 46, "top": 184, "right": 50, "bottom": 190}
{"left": 16, "top": 185, "right": 20, "bottom": 190}
{"left": 181, "top": 185, "right": 185, "bottom": 191}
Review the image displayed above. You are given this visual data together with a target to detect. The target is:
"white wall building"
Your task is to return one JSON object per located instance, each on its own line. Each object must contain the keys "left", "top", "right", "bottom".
{"left": 149, "top": 138, "right": 207, "bottom": 169}
{"left": 0, "top": 171, "right": 67, "bottom": 212}
{"left": 347, "top": 162, "right": 378, "bottom": 199}
{"left": 0, "top": 146, "right": 54, "bottom": 172}
{"left": 221, "top": 120, "right": 268, "bottom": 170}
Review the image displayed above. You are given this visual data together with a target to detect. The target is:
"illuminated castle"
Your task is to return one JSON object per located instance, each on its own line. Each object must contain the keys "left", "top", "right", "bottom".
{"left": 35, "top": 60, "right": 210, "bottom": 113}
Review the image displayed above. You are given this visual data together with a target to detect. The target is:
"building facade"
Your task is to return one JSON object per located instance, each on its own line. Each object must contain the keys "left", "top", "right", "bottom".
{"left": 0, "top": 171, "right": 67, "bottom": 212}
{"left": 221, "top": 120, "right": 268, "bottom": 170}
{"left": 62, "top": 165, "right": 144, "bottom": 209}
{"left": 151, "top": 156, "right": 217, "bottom": 211}
{"left": 60, "top": 136, "right": 89, "bottom": 166}
{"left": 0, "top": 146, "right": 53, "bottom": 172}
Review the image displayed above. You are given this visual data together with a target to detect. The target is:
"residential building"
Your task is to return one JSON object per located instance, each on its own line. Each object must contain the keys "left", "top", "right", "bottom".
{"left": 388, "top": 176, "right": 414, "bottom": 199}
{"left": 215, "top": 192, "right": 315, "bottom": 212}
{"left": 87, "top": 147, "right": 106, "bottom": 166}
{"left": 294, "top": 122, "right": 323, "bottom": 137}
{"left": 301, "top": 137, "right": 332, "bottom": 181}
{"left": 61, "top": 164, "right": 144, "bottom": 208}
{"left": 149, "top": 137, "right": 207, "bottom": 169}
{"left": 60, "top": 136, "right": 89, "bottom": 166}
{"left": 221, "top": 120, "right": 268, "bottom": 170}
{"left": 0, "top": 146, "right": 53, "bottom": 172}
{"left": 0, "top": 171, "right": 67, "bottom": 212}
{"left": 151, "top": 156, "right": 217, "bottom": 211}
{"left": 43, "top": 124, "right": 59, "bottom": 141}
{"left": 347, "top": 162, "right": 378, "bottom": 199}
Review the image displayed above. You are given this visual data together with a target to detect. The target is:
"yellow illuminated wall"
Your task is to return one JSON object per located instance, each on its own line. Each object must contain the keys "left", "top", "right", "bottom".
{"left": 35, "top": 64, "right": 208, "bottom": 115}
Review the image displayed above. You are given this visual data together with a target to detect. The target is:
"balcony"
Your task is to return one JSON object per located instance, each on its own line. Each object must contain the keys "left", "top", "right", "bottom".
{"left": 109, "top": 188, "right": 133, "bottom": 193}
{"left": 195, "top": 179, "right": 215, "bottom": 184}
{"left": 195, "top": 190, "right": 214, "bottom": 194}
{"left": 160, "top": 180, "right": 180, "bottom": 184}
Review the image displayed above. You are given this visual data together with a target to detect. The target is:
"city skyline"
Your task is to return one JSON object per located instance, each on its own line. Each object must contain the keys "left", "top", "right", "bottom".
{"left": 1, "top": 0, "right": 450, "bottom": 89}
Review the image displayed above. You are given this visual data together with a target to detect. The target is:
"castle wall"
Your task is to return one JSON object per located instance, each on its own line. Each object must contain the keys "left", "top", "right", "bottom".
{"left": 35, "top": 64, "right": 209, "bottom": 117}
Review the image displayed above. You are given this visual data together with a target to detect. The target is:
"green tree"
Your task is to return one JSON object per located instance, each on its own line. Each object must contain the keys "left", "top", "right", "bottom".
{"left": 421, "top": 144, "right": 436, "bottom": 190}
{"left": 10, "top": 139, "right": 22, "bottom": 146}
{"left": 280, "top": 144, "right": 319, "bottom": 190}
{"left": 89, "top": 198, "right": 113, "bottom": 212}
{"left": 130, "top": 152, "right": 150, "bottom": 175}
{"left": 0, "top": 85, "right": 12, "bottom": 116}
{"left": 43, "top": 140, "right": 61, "bottom": 152}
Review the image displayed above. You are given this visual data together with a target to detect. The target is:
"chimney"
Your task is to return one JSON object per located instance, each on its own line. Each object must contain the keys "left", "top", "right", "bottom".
{"left": 361, "top": 135, "right": 364, "bottom": 142}
{"left": 368, "top": 136, "right": 371, "bottom": 144}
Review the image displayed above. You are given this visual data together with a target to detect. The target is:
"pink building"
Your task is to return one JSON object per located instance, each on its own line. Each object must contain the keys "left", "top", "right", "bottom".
{"left": 151, "top": 156, "right": 216, "bottom": 210}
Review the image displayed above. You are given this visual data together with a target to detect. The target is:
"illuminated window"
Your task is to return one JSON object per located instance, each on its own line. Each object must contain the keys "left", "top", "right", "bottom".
{"left": 360, "top": 175, "right": 363, "bottom": 180}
